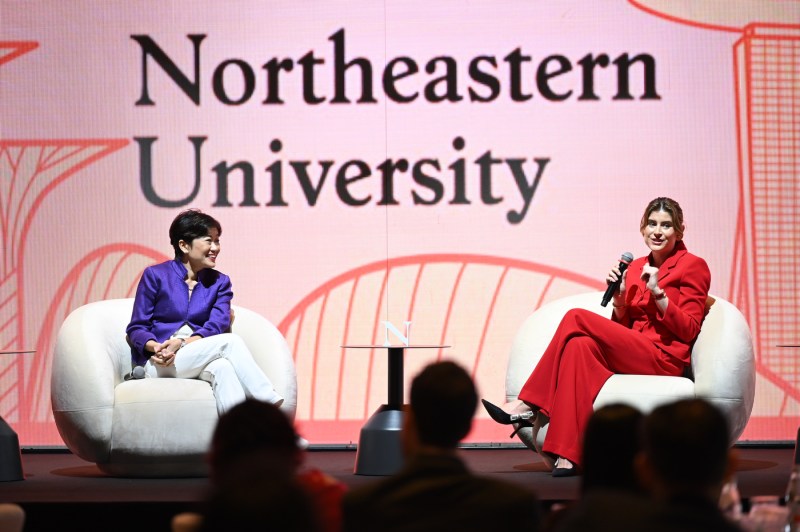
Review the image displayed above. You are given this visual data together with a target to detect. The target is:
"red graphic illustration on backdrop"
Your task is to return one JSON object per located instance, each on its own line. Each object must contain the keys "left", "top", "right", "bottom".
{"left": 276, "top": 254, "right": 603, "bottom": 442}
{"left": 631, "top": 0, "right": 800, "bottom": 442}
{"left": 0, "top": 41, "right": 131, "bottom": 441}
{"left": 0, "top": 42, "right": 37, "bottom": 67}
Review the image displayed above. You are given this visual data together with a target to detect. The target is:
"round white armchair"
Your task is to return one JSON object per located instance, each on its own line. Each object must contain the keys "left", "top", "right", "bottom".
{"left": 51, "top": 298, "right": 297, "bottom": 477}
{"left": 505, "top": 292, "right": 755, "bottom": 452}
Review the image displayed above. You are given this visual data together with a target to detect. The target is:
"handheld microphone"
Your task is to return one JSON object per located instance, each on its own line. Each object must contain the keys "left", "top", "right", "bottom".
{"left": 601, "top": 252, "right": 634, "bottom": 307}
{"left": 124, "top": 366, "right": 146, "bottom": 381}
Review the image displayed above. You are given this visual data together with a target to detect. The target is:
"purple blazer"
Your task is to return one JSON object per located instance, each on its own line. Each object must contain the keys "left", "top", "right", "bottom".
{"left": 126, "top": 260, "right": 233, "bottom": 366}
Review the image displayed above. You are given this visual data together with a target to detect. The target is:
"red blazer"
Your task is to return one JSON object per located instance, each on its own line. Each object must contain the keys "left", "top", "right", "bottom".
{"left": 611, "top": 241, "right": 711, "bottom": 366}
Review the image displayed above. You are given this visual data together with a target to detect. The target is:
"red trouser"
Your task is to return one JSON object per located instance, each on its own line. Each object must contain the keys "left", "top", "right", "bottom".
{"left": 517, "top": 309, "right": 684, "bottom": 466}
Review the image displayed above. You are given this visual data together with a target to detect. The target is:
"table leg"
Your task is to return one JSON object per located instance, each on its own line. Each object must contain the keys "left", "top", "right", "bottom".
{"left": 354, "top": 346, "right": 407, "bottom": 475}
{"left": 387, "top": 347, "right": 404, "bottom": 408}
{"left": 0, "top": 418, "right": 24, "bottom": 481}
{"left": 353, "top": 406, "right": 404, "bottom": 476}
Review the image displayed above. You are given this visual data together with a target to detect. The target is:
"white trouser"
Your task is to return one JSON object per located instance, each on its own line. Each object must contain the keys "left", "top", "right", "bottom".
{"left": 144, "top": 333, "right": 283, "bottom": 414}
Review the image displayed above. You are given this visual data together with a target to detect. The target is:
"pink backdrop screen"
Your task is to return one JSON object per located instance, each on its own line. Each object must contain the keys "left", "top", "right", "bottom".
{"left": 1, "top": 1, "right": 798, "bottom": 445}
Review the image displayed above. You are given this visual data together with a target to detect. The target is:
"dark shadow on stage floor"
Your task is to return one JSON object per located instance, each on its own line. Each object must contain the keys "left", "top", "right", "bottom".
{"left": 51, "top": 465, "right": 108, "bottom": 478}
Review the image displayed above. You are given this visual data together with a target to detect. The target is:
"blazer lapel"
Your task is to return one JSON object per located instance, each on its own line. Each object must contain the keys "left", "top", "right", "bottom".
{"left": 657, "top": 241, "right": 688, "bottom": 282}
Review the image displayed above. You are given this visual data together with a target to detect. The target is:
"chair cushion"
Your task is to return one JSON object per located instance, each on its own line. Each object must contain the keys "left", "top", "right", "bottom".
{"left": 107, "top": 379, "right": 218, "bottom": 477}
{"left": 595, "top": 374, "right": 695, "bottom": 411}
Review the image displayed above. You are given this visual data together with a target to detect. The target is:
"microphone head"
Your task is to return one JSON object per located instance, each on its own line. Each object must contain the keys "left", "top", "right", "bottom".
{"left": 620, "top": 252, "right": 634, "bottom": 264}
{"left": 132, "top": 366, "right": 146, "bottom": 379}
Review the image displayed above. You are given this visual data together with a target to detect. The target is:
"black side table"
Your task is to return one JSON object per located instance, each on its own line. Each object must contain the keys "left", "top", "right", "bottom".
{"left": 0, "top": 351, "right": 33, "bottom": 482}
{"left": 342, "top": 345, "right": 448, "bottom": 475}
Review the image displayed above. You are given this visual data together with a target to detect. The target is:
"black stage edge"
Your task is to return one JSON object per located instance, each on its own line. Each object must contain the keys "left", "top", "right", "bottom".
{"left": 2, "top": 446, "right": 795, "bottom": 532}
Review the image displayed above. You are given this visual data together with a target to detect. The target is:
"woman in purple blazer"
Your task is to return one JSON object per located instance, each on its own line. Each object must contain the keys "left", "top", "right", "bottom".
{"left": 126, "top": 209, "right": 283, "bottom": 414}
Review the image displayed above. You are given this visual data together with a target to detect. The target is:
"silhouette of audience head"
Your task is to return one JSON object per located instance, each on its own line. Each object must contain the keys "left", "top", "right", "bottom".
{"left": 208, "top": 398, "right": 301, "bottom": 486}
{"left": 581, "top": 403, "right": 644, "bottom": 494}
{"left": 200, "top": 399, "right": 319, "bottom": 531}
{"left": 638, "top": 398, "right": 734, "bottom": 500}
{"left": 406, "top": 361, "right": 478, "bottom": 451}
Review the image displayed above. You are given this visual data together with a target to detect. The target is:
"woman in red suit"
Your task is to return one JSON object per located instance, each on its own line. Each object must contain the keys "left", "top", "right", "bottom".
{"left": 483, "top": 197, "right": 710, "bottom": 477}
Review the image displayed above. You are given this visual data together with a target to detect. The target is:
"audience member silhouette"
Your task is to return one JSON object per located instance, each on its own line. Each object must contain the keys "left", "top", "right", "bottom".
{"left": 580, "top": 403, "right": 644, "bottom": 494}
{"left": 173, "top": 399, "right": 344, "bottom": 532}
{"left": 555, "top": 398, "right": 741, "bottom": 532}
{"left": 549, "top": 404, "right": 648, "bottom": 531}
{"left": 207, "top": 397, "right": 300, "bottom": 487}
{"left": 637, "top": 398, "right": 741, "bottom": 532}
{"left": 342, "top": 361, "right": 541, "bottom": 532}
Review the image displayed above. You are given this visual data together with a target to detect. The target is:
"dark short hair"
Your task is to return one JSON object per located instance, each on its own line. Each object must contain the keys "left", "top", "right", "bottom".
{"left": 581, "top": 404, "right": 644, "bottom": 493}
{"left": 642, "top": 398, "right": 729, "bottom": 489}
{"left": 168, "top": 209, "right": 222, "bottom": 259}
{"left": 209, "top": 399, "right": 299, "bottom": 480}
{"left": 410, "top": 361, "right": 477, "bottom": 448}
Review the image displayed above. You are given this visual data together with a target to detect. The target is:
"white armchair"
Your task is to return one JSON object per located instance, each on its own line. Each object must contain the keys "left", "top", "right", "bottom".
{"left": 505, "top": 292, "right": 755, "bottom": 451}
{"left": 51, "top": 298, "right": 297, "bottom": 477}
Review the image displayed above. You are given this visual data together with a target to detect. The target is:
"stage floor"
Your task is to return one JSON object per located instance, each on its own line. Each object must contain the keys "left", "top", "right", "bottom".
{"left": 0, "top": 446, "right": 793, "bottom": 531}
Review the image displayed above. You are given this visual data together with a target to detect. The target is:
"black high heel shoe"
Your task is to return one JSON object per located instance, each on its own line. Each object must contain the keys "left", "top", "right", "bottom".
{"left": 481, "top": 399, "right": 536, "bottom": 438}
{"left": 552, "top": 458, "right": 579, "bottom": 478}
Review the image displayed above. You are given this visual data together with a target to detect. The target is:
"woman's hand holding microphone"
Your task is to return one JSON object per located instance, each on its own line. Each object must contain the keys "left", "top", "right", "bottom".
{"left": 607, "top": 264, "right": 627, "bottom": 309}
